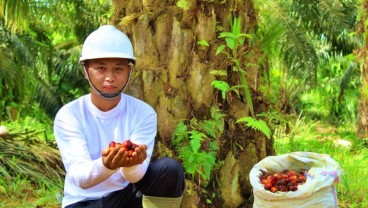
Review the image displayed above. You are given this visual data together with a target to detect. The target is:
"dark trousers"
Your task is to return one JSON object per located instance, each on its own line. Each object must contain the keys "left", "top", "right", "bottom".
{"left": 65, "top": 157, "right": 185, "bottom": 208}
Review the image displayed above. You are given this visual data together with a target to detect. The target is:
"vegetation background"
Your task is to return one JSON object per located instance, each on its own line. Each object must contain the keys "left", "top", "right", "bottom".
{"left": 0, "top": 0, "right": 367, "bottom": 207}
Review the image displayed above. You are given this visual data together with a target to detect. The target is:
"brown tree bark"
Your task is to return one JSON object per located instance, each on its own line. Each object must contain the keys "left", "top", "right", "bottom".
{"left": 111, "top": 1, "right": 273, "bottom": 207}
{"left": 356, "top": 0, "right": 368, "bottom": 139}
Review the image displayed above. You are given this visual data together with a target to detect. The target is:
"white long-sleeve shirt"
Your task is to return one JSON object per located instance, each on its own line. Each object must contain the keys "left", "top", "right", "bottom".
{"left": 54, "top": 94, "right": 157, "bottom": 208}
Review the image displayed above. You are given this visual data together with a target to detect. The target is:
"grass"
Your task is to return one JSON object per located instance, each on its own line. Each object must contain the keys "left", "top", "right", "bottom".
{"left": 274, "top": 120, "right": 368, "bottom": 208}
{"left": 1, "top": 119, "right": 63, "bottom": 208}
{"left": 0, "top": 176, "right": 63, "bottom": 208}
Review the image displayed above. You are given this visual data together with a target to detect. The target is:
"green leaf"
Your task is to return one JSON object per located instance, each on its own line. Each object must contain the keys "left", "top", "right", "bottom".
{"left": 209, "top": 140, "right": 220, "bottom": 151}
{"left": 225, "top": 38, "right": 235, "bottom": 49}
{"left": 197, "top": 40, "right": 209, "bottom": 47}
{"left": 239, "top": 71, "right": 254, "bottom": 117}
{"left": 216, "top": 45, "right": 226, "bottom": 55}
{"left": 201, "top": 120, "right": 217, "bottom": 138}
{"left": 218, "top": 32, "right": 234, "bottom": 38}
{"left": 239, "top": 33, "right": 253, "bottom": 39}
{"left": 211, "top": 80, "right": 230, "bottom": 100}
{"left": 172, "top": 121, "right": 188, "bottom": 146}
{"left": 189, "top": 130, "right": 205, "bottom": 153}
{"left": 210, "top": 107, "right": 225, "bottom": 122}
{"left": 236, "top": 117, "right": 271, "bottom": 139}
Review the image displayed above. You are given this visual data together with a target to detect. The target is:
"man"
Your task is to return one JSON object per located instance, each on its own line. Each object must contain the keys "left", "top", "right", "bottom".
{"left": 54, "top": 25, "right": 185, "bottom": 208}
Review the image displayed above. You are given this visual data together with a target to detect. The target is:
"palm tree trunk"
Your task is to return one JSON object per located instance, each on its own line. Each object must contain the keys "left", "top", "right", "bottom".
{"left": 356, "top": 0, "right": 368, "bottom": 138}
{"left": 112, "top": 1, "right": 272, "bottom": 207}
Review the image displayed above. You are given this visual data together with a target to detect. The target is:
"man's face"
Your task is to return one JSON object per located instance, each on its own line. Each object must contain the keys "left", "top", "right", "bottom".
{"left": 85, "top": 58, "right": 132, "bottom": 96}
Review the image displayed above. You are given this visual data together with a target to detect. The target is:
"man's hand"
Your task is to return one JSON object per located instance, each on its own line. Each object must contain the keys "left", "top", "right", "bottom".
{"left": 102, "top": 144, "right": 147, "bottom": 170}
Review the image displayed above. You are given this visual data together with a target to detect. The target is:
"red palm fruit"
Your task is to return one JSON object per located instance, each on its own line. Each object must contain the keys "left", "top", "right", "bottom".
{"left": 264, "top": 183, "right": 272, "bottom": 190}
{"left": 287, "top": 181, "right": 297, "bottom": 187}
{"left": 267, "top": 175, "right": 277, "bottom": 186}
{"left": 289, "top": 175, "right": 297, "bottom": 182}
{"left": 289, "top": 186, "right": 298, "bottom": 191}
{"left": 275, "top": 179, "right": 286, "bottom": 186}
{"left": 270, "top": 186, "right": 278, "bottom": 193}
{"left": 260, "top": 175, "right": 267, "bottom": 180}
{"left": 109, "top": 141, "right": 116, "bottom": 151}
{"left": 109, "top": 141, "right": 116, "bottom": 148}
{"left": 298, "top": 175, "right": 306, "bottom": 183}
{"left": 288, "top": 170, "right": 296, "bottom": 176}
{"left": 278, "top": 185, "right": 288, "bottom": 192}
{"left": 261, "top": 178, "right": 268, "bottom": 184}
{"left": 273, "top": 173, "right": 282, "bottom": 180}
{"left": 122, "top": 140, "right": 133, "bottom": 150}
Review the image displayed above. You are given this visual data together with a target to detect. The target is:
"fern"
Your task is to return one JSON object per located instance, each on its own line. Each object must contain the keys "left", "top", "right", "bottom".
{"left": 201, "top": 151, "right": 216, "bottom": 180}
{"left": 236, "top": 116, "right": 271, "bottom": 139}
{"left": 172, "top": 121, "right": 188, "bottom": 146}
{"left": 180, "top": 149, "right": 197, "bottom": 177}
{"left": 210, "top": 106, "right": 226, "bottom": 121}
{"left": 172, "top": 107, "right": 224, "bottom": 186}
{"left": 189, "top": 130, "right": 205, "bottom": 153}
{"left": 200, "top": 120, "right": 216, "bottom": 138}
{"left": 200, "top": 108, "right": 225, "bottom": 138}
{"left": 211, "top": 80, "right": 230, "bottom": 100}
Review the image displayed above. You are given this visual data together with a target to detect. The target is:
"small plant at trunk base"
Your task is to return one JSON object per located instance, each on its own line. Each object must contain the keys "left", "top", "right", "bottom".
{"left": 210, "top": 70, "right": 241, "bottom": 100}
{"left": 214, "top": 16, "right": 255, "bottom": 116}
{"left": 172, "top": 107, "right": 225, "bottom": 186}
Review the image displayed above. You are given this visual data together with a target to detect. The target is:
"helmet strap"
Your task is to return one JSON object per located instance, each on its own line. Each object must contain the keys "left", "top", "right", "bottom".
{"left": 82, "top": 65, "right": 133, "bottom": 100}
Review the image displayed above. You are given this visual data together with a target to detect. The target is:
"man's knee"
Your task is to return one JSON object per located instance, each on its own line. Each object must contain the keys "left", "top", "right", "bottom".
{"left": 138, "top": 157, "right": 185, "bottom": 197}
{"left": 154, "top": 157, "right": 183, "bottom": 174}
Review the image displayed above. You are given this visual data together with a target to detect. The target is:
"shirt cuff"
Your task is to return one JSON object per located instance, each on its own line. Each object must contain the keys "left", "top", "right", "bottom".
{"left": 96, "top": 157, "right": 119, "bottom": 175}
{"left": 120, "top": 165, "right": 145, "bottom": 183}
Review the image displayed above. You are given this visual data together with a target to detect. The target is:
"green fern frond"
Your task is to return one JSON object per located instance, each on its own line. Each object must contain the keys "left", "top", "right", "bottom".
{"left": 189, "top": 130, "right": 205, "bottom": 153}
{"left": 200, "top": 120, "right": 217, "bottom": 138}
{"left": 211, "top": 107, "right": 225, "bottom": 135}
{"left": 181, "top": 152, "right": 197, "bottom": 177}
{"left": 211, "top": 80, "right": 230, "bottom": 100}
{"left": 209, "top": 140, "right": 220, "bottom": 152}
{"left": 200, "top": 152, "right": 216, "bottom": 182}
{"left": 172, "top": 121, "right": 188, "bottom": 146}
{"left": 210, "top": 107, "right": 225, "bottom": 121}
{"left": 236, "top": 116, "right": 271, "bottom": 139}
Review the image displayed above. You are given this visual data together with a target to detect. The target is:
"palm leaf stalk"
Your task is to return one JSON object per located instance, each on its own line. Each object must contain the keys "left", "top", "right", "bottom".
{"left": 0, "top": 128, "right": 65, "bottom": 187}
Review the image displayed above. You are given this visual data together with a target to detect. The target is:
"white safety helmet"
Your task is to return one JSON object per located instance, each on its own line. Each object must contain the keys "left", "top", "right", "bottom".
{"left": 80, "top": 25, "right": 136, "bottom": 63}
{"left": 80, "top": 25, "right": 135, "bottom": 100}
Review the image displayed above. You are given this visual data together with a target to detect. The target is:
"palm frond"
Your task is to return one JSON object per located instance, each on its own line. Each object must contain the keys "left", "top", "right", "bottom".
{"left": 281, "top": 25, "right": 319, "bottom": 84}
{"left": 292, "top": 0, "right": 358, "bottom": 54}
{"left": 32, "top": 77, "right": 62, "bottom": 117}
{"left": 0, "top": 0, "right": 30, "bottom": 33}
{"left": 0, "top": 128, "right": 65, "bottom": 185}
